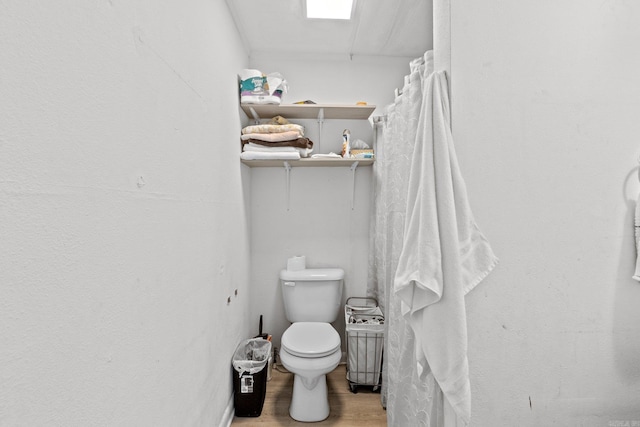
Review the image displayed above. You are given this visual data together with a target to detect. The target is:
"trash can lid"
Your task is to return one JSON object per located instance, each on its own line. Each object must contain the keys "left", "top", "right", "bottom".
{"left": 281, "top": 322, "right": 340, "bottom": 358}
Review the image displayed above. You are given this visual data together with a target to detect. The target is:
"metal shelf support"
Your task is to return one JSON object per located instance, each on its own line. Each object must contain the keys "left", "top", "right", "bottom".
{"left": 317, "top": 107, "right": 325, "bottom": 153}
{"left": 284, "top": 161, "right": 292, "bottom": 211}
{"left": 350, "top": 161, "right": 359, "bottom": 210}
{"left": 248, "top": 106, "right": 260, "bottom": 124}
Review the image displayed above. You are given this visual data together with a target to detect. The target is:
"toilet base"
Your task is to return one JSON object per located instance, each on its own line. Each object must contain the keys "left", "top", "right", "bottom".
{"left": 289, "top": 374, "right": 329, "bottom": 422}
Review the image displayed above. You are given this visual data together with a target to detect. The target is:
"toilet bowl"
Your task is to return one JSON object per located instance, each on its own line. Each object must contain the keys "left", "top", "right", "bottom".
{"left": 279, "top": 322, "right": 342, "bottom": 422}
{"left": 279, "top": 267, "right": 344, "bottom": 422}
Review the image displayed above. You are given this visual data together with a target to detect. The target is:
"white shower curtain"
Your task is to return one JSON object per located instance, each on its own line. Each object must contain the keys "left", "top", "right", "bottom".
{"left": 368, "top": 51, "right": 497, "bottom": 426}
{"left": 369, "top": 51, "right": 444, "bottom": 426}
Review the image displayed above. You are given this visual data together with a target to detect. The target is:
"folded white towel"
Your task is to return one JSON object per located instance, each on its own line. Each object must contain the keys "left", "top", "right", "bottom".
{"left": 243, "top": 143, "right": 312, "bottom": 158}
{"left": 240, "top": 151, "right": 300, "bottom": 161}
{"left": 241, "top": 123, "right": 305, "bottom": 136}
{"left": 244, "top": 144, "right": 297, "bottom": 152}
{"left": 241, "top": 131, "right": 302, "bottom": 142}
{"left": 633, "top": 195, "right": 640, "bottom": 281}
{"left": 310, "top": 153, "right": 342, "bottom": 159}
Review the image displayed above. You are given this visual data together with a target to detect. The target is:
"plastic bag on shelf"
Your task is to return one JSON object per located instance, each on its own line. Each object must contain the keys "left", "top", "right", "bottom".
{"left": 239, "top": 69, "right": 288, "bottom": 105}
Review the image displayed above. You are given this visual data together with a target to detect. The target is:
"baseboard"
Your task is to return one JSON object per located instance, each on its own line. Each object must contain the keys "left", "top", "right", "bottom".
{"left": 219, "top": 395, "right": 234, "bottom": 427}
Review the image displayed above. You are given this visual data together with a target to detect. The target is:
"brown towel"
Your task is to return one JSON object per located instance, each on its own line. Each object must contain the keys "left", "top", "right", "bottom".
{"left": 242, "top": 137, "right": 313, "bottom": 150}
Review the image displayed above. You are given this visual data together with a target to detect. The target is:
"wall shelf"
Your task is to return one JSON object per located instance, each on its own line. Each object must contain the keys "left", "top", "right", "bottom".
{"left": 241, "top": 158, "right": 372, "bottom": 211}
{"left": 240, "top": 158, "right": 374, "bottom": 168}
{"left": 240, "top": 103, "right": 376, "bottom": 121}
{"left": 240, "top": 103, "right": 375, "bottom": 210}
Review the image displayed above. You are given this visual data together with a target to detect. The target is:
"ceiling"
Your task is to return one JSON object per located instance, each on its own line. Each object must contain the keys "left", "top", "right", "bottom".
{"left": 225, "top": 0, "right": 433, "bottom": 58}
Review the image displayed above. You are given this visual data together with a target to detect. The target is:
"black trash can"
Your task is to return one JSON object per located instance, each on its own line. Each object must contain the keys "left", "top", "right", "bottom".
{"left": 232, "top": 338, "right": 272, "bottom": 417}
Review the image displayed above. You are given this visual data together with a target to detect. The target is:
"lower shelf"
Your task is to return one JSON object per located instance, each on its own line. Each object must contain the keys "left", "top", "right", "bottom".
{"left": 240, "top": 157, "right": 373, "bottom": 210}
{"left": 240, "top": 158, "right": 374, "bottom": 168}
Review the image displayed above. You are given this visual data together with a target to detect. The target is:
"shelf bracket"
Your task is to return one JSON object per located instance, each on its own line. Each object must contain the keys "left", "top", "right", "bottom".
{"left": 248, "top": 107, "right": 260, "bottom": 124}
{"left": 350, "top": 161, "right": 359, "bottom": 210}
{"left": 317, "top": 108, "right": 325, "bottom": 153}
{"left": 284, "top": 161, "right": 292, "bottom": 211}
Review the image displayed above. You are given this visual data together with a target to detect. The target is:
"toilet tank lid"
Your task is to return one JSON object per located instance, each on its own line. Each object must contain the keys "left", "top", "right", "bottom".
{"left": 280, "top": 268, "right": 344, "bottom": 281}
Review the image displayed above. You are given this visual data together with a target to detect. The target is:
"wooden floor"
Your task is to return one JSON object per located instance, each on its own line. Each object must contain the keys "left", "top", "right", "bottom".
{"left": 232, "top": 364, "right": 387, "bottom": 426}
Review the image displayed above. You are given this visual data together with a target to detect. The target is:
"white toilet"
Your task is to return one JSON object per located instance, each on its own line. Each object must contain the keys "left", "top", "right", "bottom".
{"left": 279, "top": 267, "right": 344, "bottom": 422}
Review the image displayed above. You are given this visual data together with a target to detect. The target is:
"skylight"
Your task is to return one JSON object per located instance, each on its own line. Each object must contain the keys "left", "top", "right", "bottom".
{"left": 305, "top": 0, "right": 354, "bottom": 20}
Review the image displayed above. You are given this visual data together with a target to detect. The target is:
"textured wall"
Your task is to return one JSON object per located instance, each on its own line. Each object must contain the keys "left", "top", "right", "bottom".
{"left": 451, "top": 0, "right": 640, "bottom": 424}
{"left": 0, "top": 2, "right": 250, "bottom": 425}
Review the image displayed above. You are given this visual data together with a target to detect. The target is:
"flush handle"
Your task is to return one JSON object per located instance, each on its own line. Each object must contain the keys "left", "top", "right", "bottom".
{"left": 284, "top": 281, "right": 296, "bottom": 287}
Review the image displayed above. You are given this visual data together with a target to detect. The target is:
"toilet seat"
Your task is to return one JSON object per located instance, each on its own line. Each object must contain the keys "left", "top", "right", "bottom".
{"left": 281, "top": 322, "right": 340, "bottom": 358}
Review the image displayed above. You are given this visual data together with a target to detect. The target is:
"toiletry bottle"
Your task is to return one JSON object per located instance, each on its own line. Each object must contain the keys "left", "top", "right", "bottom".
{"left": 342, "top": 129, "right": 351, "bottom": 158}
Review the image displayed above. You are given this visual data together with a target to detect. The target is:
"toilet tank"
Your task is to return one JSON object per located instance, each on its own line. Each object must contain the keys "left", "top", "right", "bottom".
{"left": 280, "top": 268, "right": 344, "bottom": 323}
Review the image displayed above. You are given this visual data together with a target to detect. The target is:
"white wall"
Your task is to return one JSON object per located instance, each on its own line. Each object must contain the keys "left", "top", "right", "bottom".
{"left": 450, "top": 0, "right": 640, "bottom": 424}
{"left": 0, "top": 2, "right": 251, "bottom": 426}
{"left": 246, "top": 53, "right": 415, "bottom": 351}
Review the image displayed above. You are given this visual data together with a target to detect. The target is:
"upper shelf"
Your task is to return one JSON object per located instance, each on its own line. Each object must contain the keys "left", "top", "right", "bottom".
{"left": 240, "top": 103, "right": 376, "bottom": 121}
